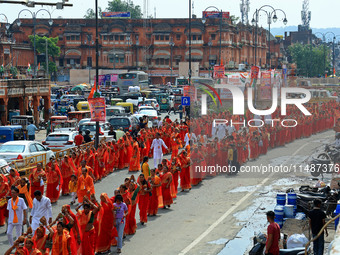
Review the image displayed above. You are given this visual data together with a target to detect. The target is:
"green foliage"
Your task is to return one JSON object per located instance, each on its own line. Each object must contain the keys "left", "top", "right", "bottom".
{"left": 84, "top": 0, "right": 142, "bottom": 19}
{"left": 42, "top": 62, "right": 57, "bottom": 75}
{"left": 10, "top": 66, "right": 17, "bottom": 77}
{"left": 288, "top": 43, "right": 331, "bottom": 77}
{"left": 84, "top": 7, "right": 103, "bottom": 19}
{"left": 28, "top": 35, "right": 60, "bottom": 58}
{"left": 230, "top": 15, "right": 240, "bottom": 24}
{"left": 106, "top": 0, "right": 142, "bottom": 19}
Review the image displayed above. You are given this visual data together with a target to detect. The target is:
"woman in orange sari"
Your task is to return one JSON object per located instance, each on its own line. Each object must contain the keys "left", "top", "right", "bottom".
{"left": 29, "top": 163, "right": 46, "bottom": 199}
{"left": 46, "top": 160, "right": 62, "bottom": 203}
{"left": 160, "top": 166, "right": 173, "bottom": 208}
{"left": 50, "top": 222, "right": 71, "bottom": 255}
{"left": 0, "top": 174, "right": 9, "bottom": 226}
{"left": 33, "top": 226, "right": 49, "bottom": 254}
{"left": 178, "top": 151, "right": 191, "bottom": 192}
{"left": 61, "top": 155, "right": 73, "bottom": 195}
{"left": 137, "top": 174, "right": 151, "bottom": 225}
{"left": 61, "top": 205, "right": 81, "bottom": 254}
{"left": 125, "top": 183, "right": 137, "bottom": 235}
{"left": 96, "top": 193, "right": 114, "bottom": 254}
{"left": 97, "top": 144, "right": 106, "bottom": 179}
{"left": 77, "top": 197, "right": 99, "bottom": 255}
{"left": 117, "top": 138, "right": 125, "bottom": 169}
{"left": 129, "top": 137, "right": 141, "bottom": 172}
{"left": 17, "top": 178, "right": 33, "bottom": 209}
{"left": 148, "top": 169, "right": 163, "bottom": 216}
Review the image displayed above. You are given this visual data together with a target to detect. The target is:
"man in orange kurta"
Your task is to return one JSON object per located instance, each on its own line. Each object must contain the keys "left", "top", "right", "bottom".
{"left": 77, "top": 167, "right": 95, "bottom": 204}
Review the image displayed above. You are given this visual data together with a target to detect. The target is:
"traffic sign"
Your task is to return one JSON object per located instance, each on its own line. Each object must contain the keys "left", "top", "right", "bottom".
{"left": 181, "top": 96, "right": 190, "bottom": 106}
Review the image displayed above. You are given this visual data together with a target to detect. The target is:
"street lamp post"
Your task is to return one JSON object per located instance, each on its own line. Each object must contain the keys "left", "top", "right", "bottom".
{"left": 17, "top": 9, "right": 53, "bottom": 78}
{"left": 315, "top": 32, "right": 336, "bottom": 77}
{"left": 0, "top": 13, "right": 10, "bottom": 70}
{"left": 84, "top": 34, "right": 94, "bottom": 84}
{"left": 45, "top": 38, "right": 48, "bottom": 79}
{"left": 95, "top": 0, "right": 99, "bottom": 149}
{"left": 169, "top": 38, "right": 175, "bottom": 85}
{"left": 202, "top": 6, "right": 223, "bottom": 65}
{"left": 136, "top": 39, "right": 139, "bottom": 69}
{"left": 188, "top": 0, "right": 192, "bottom": 83}
{"left": 208, "top": 38, "right": 212, "bottom": 77}
{"left": 251, "top": 5, "right": 287, "bottom": 68}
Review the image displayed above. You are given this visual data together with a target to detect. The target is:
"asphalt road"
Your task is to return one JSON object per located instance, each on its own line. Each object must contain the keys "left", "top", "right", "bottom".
{"left": 0, "top": 116, "right": 335, "bottom": 254}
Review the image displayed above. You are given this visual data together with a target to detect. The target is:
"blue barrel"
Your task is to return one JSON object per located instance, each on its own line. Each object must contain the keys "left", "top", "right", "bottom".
{"left": 288, "top": 192, "right": 297, "bottom": 215}
{"left": 334, "top": 203, "right": 340, "bottom": 230}
{"left": 274, "top": 205, "right": 284, "bottom": 222}
{"left": 284, "top": 205, "right": 295, "bottom": 218}
{"left": 277, "top": 193, "right": 286, "bottom": 206}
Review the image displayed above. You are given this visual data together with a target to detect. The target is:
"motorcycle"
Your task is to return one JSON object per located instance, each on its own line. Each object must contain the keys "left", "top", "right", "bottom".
{"left": 249, "top": 233, "right": 310, "bottom": 255}
{"left": 309, "top": 144, "right": 340, "bottom": 178}
{"left": 297, "top": 185, "right": 339, "bottom": 216}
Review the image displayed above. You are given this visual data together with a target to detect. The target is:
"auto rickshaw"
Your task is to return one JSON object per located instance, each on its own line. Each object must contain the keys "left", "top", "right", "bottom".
{"left": 140, "top": 90, "right": 152, "bottom": 98}
{"left": 68, "top": 111, "right": 91, "bottom": 121}
{"left": 10, "top": 115, "right": 34, "bottom": 129}
{"left": 116, "top": 102, "right": 134, "bottom": 113}
{"left": 0, "top": 125, "right": 26, "bottom": 144}
{"left": 155, "top": 93, "right": 170, "bottom": 112}
{"left": 76, "top": 101, "right": 90, "bottom": 111}
{"left": 111, "top": 98, "right": 123, "bottom": 106}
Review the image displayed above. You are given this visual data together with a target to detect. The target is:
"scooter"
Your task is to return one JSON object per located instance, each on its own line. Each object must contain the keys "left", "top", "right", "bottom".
{"left": 249, "top": 233, "right": 310, "bottom": 255}
{"left": 309, "top": 144, "right": 340, "bottom": 178}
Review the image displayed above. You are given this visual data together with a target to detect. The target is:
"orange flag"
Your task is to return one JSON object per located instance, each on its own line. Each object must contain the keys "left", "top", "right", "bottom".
{"left": 88, "top": 82, "right": 96, "bottom": 99}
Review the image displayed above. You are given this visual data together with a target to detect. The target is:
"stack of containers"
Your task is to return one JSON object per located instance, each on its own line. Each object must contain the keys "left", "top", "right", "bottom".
{"left": 275, "top": 193, "right": 286, "bottom": 228}
{"left": 287, "top": 192, "right": 297, "bottom": 216}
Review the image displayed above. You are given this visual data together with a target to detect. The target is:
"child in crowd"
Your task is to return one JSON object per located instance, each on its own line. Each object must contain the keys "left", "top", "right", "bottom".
{"left": 68, "top": 174, "right": 78, "bottom": 205}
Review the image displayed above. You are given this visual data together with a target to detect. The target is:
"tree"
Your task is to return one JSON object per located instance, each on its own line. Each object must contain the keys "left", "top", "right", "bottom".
{"left": 288, "top": 43, "right": 331, "bottom": 77}
{"left": 106, "top": 0, "right": 142, "bottom": 19}
{"left": 28, "top": 35, "right": 60, "bottom": 78}
{"left": 84, "top": 7, "right": 103, "bottom": 19}
{"left": 84, "top": 0, "right": 142, "bottom": 19}
{"left": 230, "top": 15, "right": 240, "bottom": 24}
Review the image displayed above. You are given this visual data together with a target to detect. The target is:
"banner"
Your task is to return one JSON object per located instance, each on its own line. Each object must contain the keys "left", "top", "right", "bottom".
{"left": 88, "top": 97, "right": 106, "bottom": 122}
{"left": 259, "top": 71, "right": 272, "bottom": 100}
{"left": 213, "top": 65, "right": 225, "bottom": 79}
{"left": 250, "top": 66, "right": 260, "bottom": 79}
{"left": 202, "top": 11, "right": 230, "bottom": 19}
{"left": 102, "top": 12, "right": 131, "bottom": 19}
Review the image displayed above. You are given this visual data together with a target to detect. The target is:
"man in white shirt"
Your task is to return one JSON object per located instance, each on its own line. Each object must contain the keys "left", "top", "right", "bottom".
{"left": 7, "top": 187, "right": 27, "bottom": 246}
{"left": 150, "top": 132, "right": 168, "bottom": 168}
{"left": 157, "top": 117, "right": 163, "bottom": 128}
{"left": 29, "top": 190, "right": 52, "bottom": 235}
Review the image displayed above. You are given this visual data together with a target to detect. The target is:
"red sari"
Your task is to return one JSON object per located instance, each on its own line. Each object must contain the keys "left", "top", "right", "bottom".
{"left": 96, "top": 194, "right": 114, "bottom": 253}
{"left": 29, "top": 168, "right": 46, "bottom": 199}
{"left": 178, "top": 154, "right": 191, "bottom": 190}
{"left": 0, "top": 175, "right": 9, "bottom": 226}
{"left": 125, "top": 191, "right": 137, "bottom": 235}
{"left": 61, "top": 158, "right": 73, "bottom": 195}
{"left": 77, "top": 210, "right": 96, "bottom": 255}
{"left": 33, "top": 226, "right": 49, "bottom": 254}
{"left": 138, "top": 182, "right": 150, "bottom": 223}
{"left": 46, "top": 165, "right": 62, "bottom": 203}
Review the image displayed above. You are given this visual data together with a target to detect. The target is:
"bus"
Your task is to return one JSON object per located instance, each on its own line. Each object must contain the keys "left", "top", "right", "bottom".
{"left": 117, "top": 71, "right": 149, "bottom": 95}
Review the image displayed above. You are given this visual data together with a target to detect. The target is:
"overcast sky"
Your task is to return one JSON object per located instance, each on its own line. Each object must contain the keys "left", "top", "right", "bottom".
{"left": 0, "top": 0, "right": 338, "bottom": 29}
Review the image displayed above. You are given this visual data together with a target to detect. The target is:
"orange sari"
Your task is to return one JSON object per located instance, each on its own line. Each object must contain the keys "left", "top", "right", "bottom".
{"left": 0, "top": 175, "right": 9, "bottom": 226}
{"left": 77, "top": 173, "right": 95, "bottom": 203}
{"left": 96, "top": 194, "right": 114, "bottom": 253}
{"left": 46, "top": 165, "right": 62, "bottom": 203}
{"left": 148, "top": 175, "right": 163, "bottom": 215}
{"left": 17, "top": 184, "right": 33, "bottom": 208}
{"left": 161, "top": 172, "right": 173, "bottom": 206}
{"left": 51, "top": 229, "right": 70, "bottom": 255}
{"left": 33, "top": 227, "right": 48, "bottom": 254}
{"left": 29, "top": 168, "right": 46, "bottom": 199}
{"left": 129, "top": 141, "right": 141, "bottom": 172}
{"left": 77, "top": 210, "right": 96, "bottom": 255}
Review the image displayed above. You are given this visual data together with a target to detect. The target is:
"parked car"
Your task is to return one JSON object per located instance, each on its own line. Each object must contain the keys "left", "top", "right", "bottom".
{"left": 106, "top": 106, "right": 126, "bottom": 121}
{"left": 108, "top": 116, "right": 139, "bottom": 133}
{"left": 78, "top": 121, "right": 111, "bottom": 138}
{"left": 0, "top": 141, "right": 54, "bottom": 163}
{"left": 42, "top": 131, "right": 78, "bottom": 152}
{"left": 138, "top": 99, "right": 160, "bottom": 111}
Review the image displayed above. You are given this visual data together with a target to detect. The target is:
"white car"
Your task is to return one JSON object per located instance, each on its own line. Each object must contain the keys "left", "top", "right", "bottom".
{"left": 138, "top": 105, "right": 155, "bottom": 112}
{"left": 143, "top": 99, "right": 160, "bottom": 111}
{"left": 138, "top": 109, "right": 158, "bottom": 126}
{"left": 78, "top": 121, "right": 111, "bottom": 138}
{"left": 42, "top": 131, "right": 78, "bottom": 152}
{"left": 0, "top": 141, "right": 54, "bottom": 163}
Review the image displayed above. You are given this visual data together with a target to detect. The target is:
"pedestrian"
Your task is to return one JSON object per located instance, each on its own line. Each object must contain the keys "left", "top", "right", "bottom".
{"left": 83, "top": 129, "right": 92, "bottom": 144}
{"left": 74, "top": 130, "right": 84, "bottom": 146}
{"left": 26, "top": 122, "right": 38, "bottom": 141}
{"left": 168, "top": 99, "right": 175, "bottom": 115}
{"left": 150, "top": 132, "right": 168, "bottom": 168}
{"left": 178, "top": 104, "right": 183, "bottom": 120}
{"left": 308, "top": 199, "right": 328, "bottom": 255}
{"left": 113, "top": 194, "right": 128, "bottom": 254}
{"left": 29, "top": 163, "right": 46, "bottom": 199}
{"left": 265, "top": 211, "right": 280, "bottom": 255}
{"left": 108, "top": 125, "right": 117, "bottom": 140}
{"left": 7, "top": 187, "right": 27, "bottom": 246}
{"left": 29, "top": 190, "right": 52, "bottom": 235}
